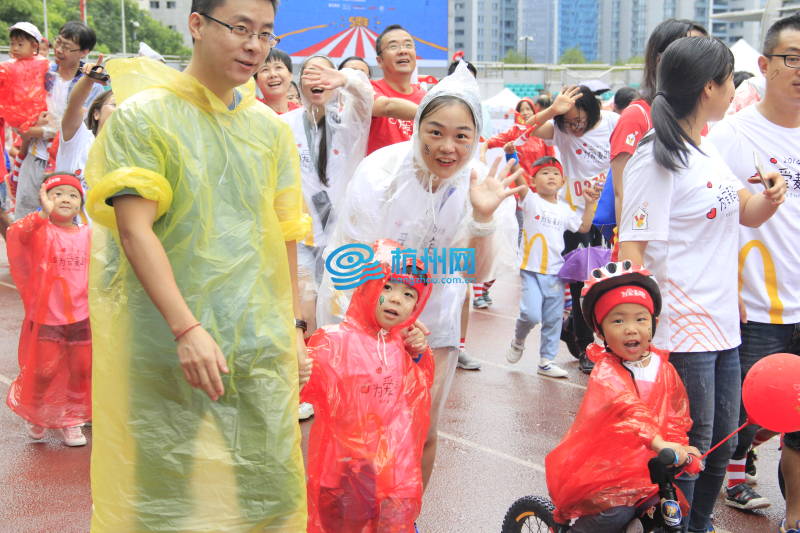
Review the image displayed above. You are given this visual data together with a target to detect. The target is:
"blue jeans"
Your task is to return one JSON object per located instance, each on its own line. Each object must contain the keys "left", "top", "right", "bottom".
{"left": 514, "top": 270, "right": 564, "bottom": 363}
{"left": 671, "top": 348, "right": 741, "bottom": 532}
{"left": 733, "top": 321, "right": 800, "bottom": 459}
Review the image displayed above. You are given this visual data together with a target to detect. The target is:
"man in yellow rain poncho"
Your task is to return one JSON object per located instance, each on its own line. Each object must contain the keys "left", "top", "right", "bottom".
{"left": 84, "top": 0, "right": 310, "bottom": 531}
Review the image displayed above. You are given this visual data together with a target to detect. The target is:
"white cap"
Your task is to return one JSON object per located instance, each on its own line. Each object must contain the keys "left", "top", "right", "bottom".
{"left": 9, "top": 22, "right": 43, "bottom": 44}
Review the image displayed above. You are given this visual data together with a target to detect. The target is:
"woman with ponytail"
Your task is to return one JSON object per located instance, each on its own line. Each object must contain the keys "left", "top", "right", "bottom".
{"left": 619, "top": 36, "right": 787, "bottom": 532}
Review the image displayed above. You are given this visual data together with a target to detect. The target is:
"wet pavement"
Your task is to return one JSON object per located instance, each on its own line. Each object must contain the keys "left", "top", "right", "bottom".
{"left": 0, "top": 243, "right": 786, "bottom": 532}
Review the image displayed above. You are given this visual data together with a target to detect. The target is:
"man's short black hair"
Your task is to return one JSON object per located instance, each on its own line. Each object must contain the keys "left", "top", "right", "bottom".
{"left": 763, "top": 12, "right": 800, "bottom": 55}
{"left": 59, "top": 21, "right": 96, "bottom": 51}
{"left": 191, "top": 0, "right": 278, "bottom": 16}
{"left": 375, "top": 24, "right": 409, "bottom": 55}
{"left": 448, "top": 60, "right": 477, "bottom": 78}
{"left": 613, "top": 86, "right": 639, "bottom": 111}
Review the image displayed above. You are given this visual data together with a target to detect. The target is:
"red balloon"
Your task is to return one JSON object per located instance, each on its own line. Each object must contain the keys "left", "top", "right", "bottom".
{"left": 742, "top": 353, "right": 800, "bottom": 433}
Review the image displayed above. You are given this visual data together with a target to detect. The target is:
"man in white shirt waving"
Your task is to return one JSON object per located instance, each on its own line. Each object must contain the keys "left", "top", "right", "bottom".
{"left": 708, "top": 13, "right": 800, "bottom": 532}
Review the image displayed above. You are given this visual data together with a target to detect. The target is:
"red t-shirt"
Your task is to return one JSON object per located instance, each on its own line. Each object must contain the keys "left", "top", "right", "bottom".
{"left": 367, "top": 78, "right": 426, "bottom": 155}
{"left": 609, "top": 99, "right": 652, "bottom": 160}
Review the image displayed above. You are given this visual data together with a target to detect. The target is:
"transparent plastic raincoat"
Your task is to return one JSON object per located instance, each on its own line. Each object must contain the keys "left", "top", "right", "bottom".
{"left": 281, "top": 65, "right": 373, "bottom": 300}
{"left": 0, "top": 57, "right": 48, "bottom": 131}
{"left": 316, "top": 63, "right": 517, "bottom": 349}
{"left": 5, "top": 212, "right": 92, "bottom": 428}
{"left": 281, "top": 66, "right": 373, "bottom": 252}
{"left": 301, "top": 240, "right": 434, "bottom": 533}
{"left": 545, "top": 344, "right": 692, "bottom": 524}
{"left": 85, "top": 58, "right": 310, "bottom": 532}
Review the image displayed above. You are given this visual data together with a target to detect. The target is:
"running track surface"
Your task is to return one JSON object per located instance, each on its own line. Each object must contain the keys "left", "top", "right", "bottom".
{"left": 0, "top": 245, "right": 785, "bottom": 532}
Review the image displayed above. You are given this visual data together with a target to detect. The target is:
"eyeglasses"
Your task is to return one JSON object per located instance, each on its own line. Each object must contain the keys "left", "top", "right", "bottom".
{"left": 564, "top": 117, "right": 587, "bottom": 129}
{"left": 765, "top": 54, "right": 800, "bottom": 69}
{"left": 54, "top": 38, "right": 81, "bottom": 53}
{"left": 381, "top": 42, "right": 415, "bottom": 54}
{"left": 199, "top": 13, "right": 281, "bottom": 47}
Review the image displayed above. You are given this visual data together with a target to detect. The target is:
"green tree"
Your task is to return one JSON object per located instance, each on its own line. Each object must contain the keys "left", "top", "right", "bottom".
{"left": 626, "top": 55, "right": 645, "bottom": 64}
{"left": 503, "top": 49, "right": 527, "bottom": 64}
{"left": 0, "top": 0, "right": 189, "bottom": 56}
{"left": 86, "top": 0, "right": 190, "bottom": 55}
{"left": 559, "top": 47, "right": 587, "bottom": 64}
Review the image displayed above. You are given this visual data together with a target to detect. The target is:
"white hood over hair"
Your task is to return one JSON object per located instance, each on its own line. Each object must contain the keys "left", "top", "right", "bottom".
{"left": 411, "top": 60, "right": 483, "bottom": 174}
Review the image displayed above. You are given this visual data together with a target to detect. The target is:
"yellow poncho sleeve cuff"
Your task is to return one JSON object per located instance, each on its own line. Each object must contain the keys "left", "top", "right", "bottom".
{"left": 86, "top": 166, "right": 174, "bottom": 230}
{"left": 281, "top": 213, "right": 313, "bottom": 242}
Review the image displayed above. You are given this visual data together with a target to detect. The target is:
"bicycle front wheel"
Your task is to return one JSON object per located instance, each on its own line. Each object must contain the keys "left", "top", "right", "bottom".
{"left": 501, "top": 495, "right": 560, "bottom": 533}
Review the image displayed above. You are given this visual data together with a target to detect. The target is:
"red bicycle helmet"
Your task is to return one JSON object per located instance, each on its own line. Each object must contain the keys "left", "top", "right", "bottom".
{"left": 581, "top": 260, "right": 662, "bottom": 336}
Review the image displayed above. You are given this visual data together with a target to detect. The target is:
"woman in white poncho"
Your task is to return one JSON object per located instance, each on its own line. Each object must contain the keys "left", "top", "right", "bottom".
{"left": 281, "top": 55, "right": 373, "bottom": 334}
{"left": 317, "top": 62, "right": 523, "bottom": 486}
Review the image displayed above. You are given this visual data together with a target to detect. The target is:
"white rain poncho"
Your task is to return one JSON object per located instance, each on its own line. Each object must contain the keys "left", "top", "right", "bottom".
{"left": 85, "top": 57, "right": 310, "bottom": 532}
{"left": 316, "top": 62, "right": 517, "bottom": 349}
{"left": 281, "top": 65, "right": 373, "bottom": 252}
{"left": 281, "top": 64, "right": 373, "bottom": 298}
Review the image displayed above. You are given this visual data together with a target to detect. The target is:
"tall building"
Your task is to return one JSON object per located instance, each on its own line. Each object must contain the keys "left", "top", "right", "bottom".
{"left": 596, "top": 0, "right": 713, "bottom": 64}
{"left": 517, "top": 0, "right": 557, "bottom": 63}
{"left": 711, "top": 0, "right": 768, "bottom": 46}
{"left": 138, "top": 0, "right": 192, "bottom": 47}
{"left": 558, "top": 0, "right": 600, "bottom": 61}
{"left": 452, "top": 0, "right": 519, "bottom": 62}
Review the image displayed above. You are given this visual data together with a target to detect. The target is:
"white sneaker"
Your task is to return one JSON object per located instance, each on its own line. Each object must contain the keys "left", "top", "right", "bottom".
{"left": 537, "top": 362, "right": 568, "bottom": 378}
{"left": 298, "top": 402, "right": 315, "bottom": 421}
{"left": 58, "top": 425, "right": 87, "bottom": 446}
{"left": 506, "top": 341, "right": 524, "bottom": 364}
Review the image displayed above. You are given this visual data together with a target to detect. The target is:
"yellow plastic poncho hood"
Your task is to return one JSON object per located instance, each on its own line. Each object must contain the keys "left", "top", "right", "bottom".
{"left": 86, "top": 57, "right": 309, "bottom": 532}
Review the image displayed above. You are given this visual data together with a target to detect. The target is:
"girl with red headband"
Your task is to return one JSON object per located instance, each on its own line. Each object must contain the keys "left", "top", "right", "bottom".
{"left": 5, "top": 173, "right": 92, "bottom": 446}
{"left": 545, "top": 261, "right": 699, "bottom": 531}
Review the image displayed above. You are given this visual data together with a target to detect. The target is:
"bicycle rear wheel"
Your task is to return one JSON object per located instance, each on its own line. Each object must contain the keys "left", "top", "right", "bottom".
{"left": 501, "top": 495, "right": 560, "bottom": 533}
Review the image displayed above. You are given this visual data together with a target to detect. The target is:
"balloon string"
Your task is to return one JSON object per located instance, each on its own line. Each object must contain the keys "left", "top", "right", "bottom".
{"left": 676, "top": 419, "right": 751, "bottom": 479}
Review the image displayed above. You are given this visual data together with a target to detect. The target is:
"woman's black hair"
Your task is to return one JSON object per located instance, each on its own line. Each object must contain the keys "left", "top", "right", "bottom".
{"left": 266, "top": 48, "right": 293, "bottom": 73}
{"left": 641, "top": 18, "right": 708, "bottom": 103}
{"left": 418, "top": 95, "right": 477, "bottom": 130}
{"left": 253, "top": 48, "right": 293, "bottom": 81}
{"left": 646, "top": 36, "right": 734, "bottom": 172}
{"left": 300, "top": 56, "right": 336, "bottom": 187}
{"left": 553, "top": 85, "right": 600, "bottom": 134}
{"left": 338, "top": 56, "right": 371, "bottom": 79}
{"left": 86, "top": 89, "right": 114, "bottom": 136}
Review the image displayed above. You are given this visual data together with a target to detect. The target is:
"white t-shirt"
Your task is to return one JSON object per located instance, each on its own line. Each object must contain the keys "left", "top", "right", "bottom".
{"left": 546, "top": 109, "right": 619, "bottom": 216}
{"left": 620, "top": 138, "right": 742, "bottom": 353}
{"left": 55, "top": 122, "right": 95, "bottom": 182}
{"left": 708, "top": 105, "right": 800, "bottom": 324}
{"left": 48, "top": 75, "right": 72, "bottom": 121}
{"left": 518, "top": 193, "right": 581, "bottom": 274}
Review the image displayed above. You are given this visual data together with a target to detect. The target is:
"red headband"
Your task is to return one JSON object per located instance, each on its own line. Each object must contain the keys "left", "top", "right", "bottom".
{"left": 44, "top": 174, "right": 83, "bottom": 199}
{"left": 529, "top": 159, "right": 563, "bottom": 179}
{"left": 594, "top": 285, "right": 655, "bottom": 326}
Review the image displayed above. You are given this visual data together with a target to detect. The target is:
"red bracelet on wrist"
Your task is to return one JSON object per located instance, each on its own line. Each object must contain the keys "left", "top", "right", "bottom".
{"left": 174, "top": 322, "right": 201, "bottom": 342}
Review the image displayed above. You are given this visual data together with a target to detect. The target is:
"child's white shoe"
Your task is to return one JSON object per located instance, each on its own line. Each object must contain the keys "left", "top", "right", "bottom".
{"left": 298, "top": 402, "right": 315, "bottom": 421}
{"left": 58, "top": 425, "right": 87, "bottom": 446}
{"left": 537, "top": 362, "right": 568, "bottom": 378}
{"left": 506, "top": 340, "right": 524, "bottom": 364}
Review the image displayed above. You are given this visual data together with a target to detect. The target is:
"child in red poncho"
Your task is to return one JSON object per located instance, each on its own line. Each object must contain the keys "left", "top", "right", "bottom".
{"left": 545, "top": 261, "right": 699, "bottom": 532}
{"left": 302, "top": 240, "right": 434, "bottom": 533}
{"left": 480, "top": 97, "right": 555, "bottom": 181}
{"left": 6, "top": 174, "right": 92, "bottom": 447}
